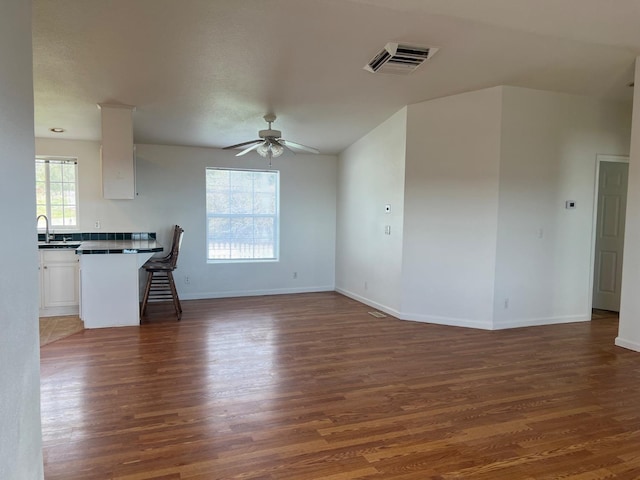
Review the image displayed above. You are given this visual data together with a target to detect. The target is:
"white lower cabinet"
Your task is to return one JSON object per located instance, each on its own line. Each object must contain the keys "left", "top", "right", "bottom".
{"left": 39, "top": 249, "right": 80, "bottom": 316}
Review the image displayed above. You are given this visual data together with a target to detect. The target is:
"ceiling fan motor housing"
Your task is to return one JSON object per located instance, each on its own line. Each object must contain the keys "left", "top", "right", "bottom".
{"left": 259, "top": 129, "right": 281, "bottom": 139}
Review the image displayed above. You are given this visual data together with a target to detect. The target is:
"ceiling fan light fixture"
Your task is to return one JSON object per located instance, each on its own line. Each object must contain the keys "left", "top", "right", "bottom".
{"left": 257, "top": 141, "right": 284, "bottom": 158}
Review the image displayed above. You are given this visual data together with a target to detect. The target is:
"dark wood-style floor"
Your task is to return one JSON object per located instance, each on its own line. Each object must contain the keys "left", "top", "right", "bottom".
{"left": 40, "top": 293, "right": 640, "bottom": 479}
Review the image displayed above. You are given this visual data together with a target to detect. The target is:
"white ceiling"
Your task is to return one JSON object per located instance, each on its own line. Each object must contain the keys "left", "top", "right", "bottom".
{"left": 33, "top": 0, "right": 640, "bottom": 155}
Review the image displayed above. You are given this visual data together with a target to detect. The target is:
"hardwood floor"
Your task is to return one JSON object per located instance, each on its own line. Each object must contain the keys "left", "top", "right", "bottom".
{"left": 40, "top": 293, "right": 640, "bottom": 479}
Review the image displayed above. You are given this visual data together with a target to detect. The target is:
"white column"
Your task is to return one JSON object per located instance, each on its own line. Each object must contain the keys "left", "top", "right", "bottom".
{"left": 617, "top": 57, "right": 640, "bottom": 352}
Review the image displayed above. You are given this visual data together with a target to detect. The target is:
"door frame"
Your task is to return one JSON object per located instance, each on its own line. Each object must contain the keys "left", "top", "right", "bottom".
{"left": 589, "top": 154, "right": 630, "bottom": 312}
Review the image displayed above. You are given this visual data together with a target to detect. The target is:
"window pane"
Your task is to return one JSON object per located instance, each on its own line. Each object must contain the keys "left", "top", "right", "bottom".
{"left": 63, "top": 183, "right": 76, "bottom": 206}
{"left": 254, "top": 173, "right": 275, "bottom": 193}
{"left": 49, "top": 163, "right": 63, "bottom": 182}
{"left": 63, "top": 206, "right": 77, "bottom": 226}
{"left": 36, "top": 182, "right": 47, "bottom": 206}
{"left": 210, "top": 217, "right": 231, "bottom": 240}
{"left": 230, "top": 171, "right": 253, "bottom": 191}
{"left": 230, "top": 192, "right": 253, "bottom": 214}
{"left": 62, "top": 163, "right": 76, "bottom": 182}
{"left": 207, "top": 168, "right": 228, "bottom": 188}
{"left": 209, "top": 192, "right": 229, "bottom": 214}
{"left": 230, "top": 217, "right": 253, "bottom": 239}
{"left": 50, "top": 205, "right": 64, "bottom": 226}
{"left": 254, "top": 218, "right": 274, "bottom": 258}
{"left": 254, "top": 192, "right": 275, "bottom": 214}
{"left": 35, "top": 162, "right": 46, "bottom": 182}
{"left": 208, "top": 217, "right": 228, "bottom": 259}
{"left": 50, "top": 183, "right": 63, "bottom": 205}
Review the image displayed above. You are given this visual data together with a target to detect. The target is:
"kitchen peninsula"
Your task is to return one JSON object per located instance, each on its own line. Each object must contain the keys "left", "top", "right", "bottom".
{"left": 75, "top": 235, "right": 163, "bottom": 328}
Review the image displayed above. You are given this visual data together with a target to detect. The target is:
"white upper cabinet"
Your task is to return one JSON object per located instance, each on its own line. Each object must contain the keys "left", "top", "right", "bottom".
{"left": 99, "top": 104, "right": 135, "bottom": 199}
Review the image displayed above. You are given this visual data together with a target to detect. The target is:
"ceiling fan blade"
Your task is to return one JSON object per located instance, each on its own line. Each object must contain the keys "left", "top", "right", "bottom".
{"left": 223, "top": 139, "right": 261, "bottom": 150}
{"left": 280, "top": 139, "right": 320, "bottom": 154}
{"left": 235, "top": 142, "right": 263, "bottom": 157}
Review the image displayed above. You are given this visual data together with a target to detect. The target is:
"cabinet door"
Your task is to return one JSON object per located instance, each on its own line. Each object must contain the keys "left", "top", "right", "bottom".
{"left": 42, "top": 250, "right": 79, "bottom": 308}
{"left": 38, "top": 252, "right": 44, "bottom": 309}
{"left": 100, "top": 104, "right": 135, "bottom": 199}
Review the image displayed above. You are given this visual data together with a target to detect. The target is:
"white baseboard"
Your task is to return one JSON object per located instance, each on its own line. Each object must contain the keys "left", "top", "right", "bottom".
{"left": 180, "top": 285, "right": 335, "bottom": 301}
{"left": 492, "top": 314, "right": 591, "bottom": 330}
{"left": 337, "top": 288, "right": 491, "bottom": 329}
{"left": 334, "top": 288, "right": 403, "bottom": 318}
{"left": 615, "top": 336, "right": 640, "bottom": 352}
{"left": 399, "top": 312, "right": 494, "bottom": 330}
{"left": 336, "top": 288, "right": 591, "bottom": 331}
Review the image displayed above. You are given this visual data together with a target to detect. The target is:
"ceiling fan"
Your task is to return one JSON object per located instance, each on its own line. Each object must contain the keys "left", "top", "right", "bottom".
{"left": 223, "top": 114, "right": 319, "bottom": 164}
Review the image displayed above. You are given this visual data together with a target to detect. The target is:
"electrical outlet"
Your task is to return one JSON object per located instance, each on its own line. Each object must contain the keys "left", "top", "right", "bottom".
{"left": 293, "top": 272, "right": 298, "bottom": 279}
{"left": 94, "top": 220, "right": 101, "bottom": 229}
{"left": 184, "top": 276, "right": 190, "bottom": 284}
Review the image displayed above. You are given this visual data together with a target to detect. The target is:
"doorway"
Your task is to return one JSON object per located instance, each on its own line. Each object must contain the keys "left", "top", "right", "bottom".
{"left": 592, "top": 155, "right": 629, "bottom": 312}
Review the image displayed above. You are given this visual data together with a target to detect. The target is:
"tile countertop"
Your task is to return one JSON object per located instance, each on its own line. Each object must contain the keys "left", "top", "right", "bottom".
{"left": 38, "top": 241, "right": 82, "bottom": 249}
{"left": 75, "top": 239, "right": 164, "bottom": 255}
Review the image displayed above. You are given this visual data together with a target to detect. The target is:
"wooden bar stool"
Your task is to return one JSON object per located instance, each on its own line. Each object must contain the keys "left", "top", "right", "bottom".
{"left": 146, "top": 224, "right": 181, "bottom": 265}
{"left": 140, "top": 226, "right": 184, "bottom": 321}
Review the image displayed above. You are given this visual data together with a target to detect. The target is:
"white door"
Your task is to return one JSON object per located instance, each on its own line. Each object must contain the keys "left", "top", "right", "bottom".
{"left": 593, "top": 161, "right": 629, "bottom": 312}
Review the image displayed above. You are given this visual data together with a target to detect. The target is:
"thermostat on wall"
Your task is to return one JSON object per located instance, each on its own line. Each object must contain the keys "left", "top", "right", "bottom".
{"left": 565, "top": 200, "right": 576, "bottom": 209}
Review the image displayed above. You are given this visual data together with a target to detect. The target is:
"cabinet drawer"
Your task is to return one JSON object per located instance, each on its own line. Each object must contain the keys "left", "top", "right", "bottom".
{"left": 42, "top": 249, "right": 79, "bottom": 264}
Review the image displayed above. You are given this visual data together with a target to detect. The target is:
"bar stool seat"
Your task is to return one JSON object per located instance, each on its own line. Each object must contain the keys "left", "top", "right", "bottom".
{"left": 140, "top": 226, "right": 184, "bottom": 321}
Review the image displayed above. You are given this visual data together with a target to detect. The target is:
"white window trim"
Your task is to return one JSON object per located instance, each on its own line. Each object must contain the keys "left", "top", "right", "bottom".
{"left": 36, "top": 156, "right": 79, "bottom": 231}
{"left": 206, "top": 167, "right": 280, "bottom": 263}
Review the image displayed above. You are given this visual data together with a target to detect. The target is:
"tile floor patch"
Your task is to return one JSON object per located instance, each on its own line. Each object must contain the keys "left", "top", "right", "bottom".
{"left": 40, "top": 316, "right": 84, "bottom": 346}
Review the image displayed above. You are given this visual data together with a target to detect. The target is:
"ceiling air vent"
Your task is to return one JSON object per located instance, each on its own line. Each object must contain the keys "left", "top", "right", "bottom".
{"left": 364, "top": 42, "right": 438, "bottom": 75}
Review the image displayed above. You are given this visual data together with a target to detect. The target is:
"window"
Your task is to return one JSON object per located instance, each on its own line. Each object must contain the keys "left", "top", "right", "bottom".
{"left": 206, "top": 168, "right": 279, "bottom": 261}
{"left": 35, "top": 157, "right": 78, "bottom": 228}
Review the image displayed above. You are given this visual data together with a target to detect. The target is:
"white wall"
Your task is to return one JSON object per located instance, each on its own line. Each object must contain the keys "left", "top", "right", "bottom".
{"left": 335, "top": 108, "right": 407, "bottom": 314}
{"left": 618, "top": 58, "right": 640, "bottom": 351}
{"left": 494, "top": 87, "right": 631, "bottom": 328}
{"left": 35, "top": 139, "right": 337, "bottom": 299}
{"left": 0, "top": 1, "right": 44, "bottom": 478}
{"left": 401, "top": 88, "right": 503, "bottom": 329}
{"left": 342, "top": 85, "right": 630, "bottom": 331}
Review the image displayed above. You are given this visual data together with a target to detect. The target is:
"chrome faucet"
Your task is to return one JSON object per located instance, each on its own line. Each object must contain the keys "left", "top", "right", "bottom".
{"left": 36, "top": 214, "right": 50, "bottom": 243}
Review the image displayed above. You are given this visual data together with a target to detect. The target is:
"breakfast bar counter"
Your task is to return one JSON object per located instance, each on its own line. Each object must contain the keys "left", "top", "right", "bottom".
{"left": 75, "top": 239, "right": 163, "bottom": 255}
{"left": 76, "top": 239, "right": 163, "bottom": 328}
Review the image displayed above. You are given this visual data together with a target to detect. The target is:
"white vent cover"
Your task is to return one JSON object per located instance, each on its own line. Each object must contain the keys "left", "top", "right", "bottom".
{"left": 364, "top": 43, "right": 438, "bottom": 75}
